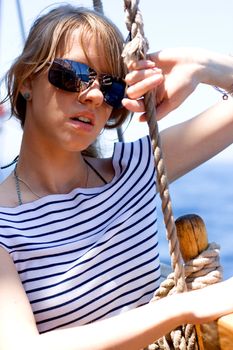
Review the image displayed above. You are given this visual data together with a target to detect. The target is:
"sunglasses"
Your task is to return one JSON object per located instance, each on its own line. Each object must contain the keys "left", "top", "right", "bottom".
{"left": 48, "top": 58, "right": 126, "bottom": 109}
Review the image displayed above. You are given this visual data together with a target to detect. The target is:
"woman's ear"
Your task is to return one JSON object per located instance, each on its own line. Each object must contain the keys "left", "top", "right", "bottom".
{"left": 20, "top": 78, "right": 32, "bottom": 101}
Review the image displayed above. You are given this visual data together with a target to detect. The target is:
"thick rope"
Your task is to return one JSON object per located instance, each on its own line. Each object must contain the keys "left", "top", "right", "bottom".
{"left": 152, "top": 243, "right": 222, "bottom": 300}
{"left": 122, "top": 1, "right": 195, "bottom": 348}
{"left": 146, "top": 243, "right": 222, "bottom": 349}
{"left": 183, "top": 242, "right": 222, "bottom": 289}
{"left": 122, "top": 0, "right": 186, "bottom": 299}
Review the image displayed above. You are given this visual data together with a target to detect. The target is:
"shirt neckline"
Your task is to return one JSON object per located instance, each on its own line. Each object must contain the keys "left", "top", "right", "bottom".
{"left": 0, "top": 142, "right": 121, "bottom": 211}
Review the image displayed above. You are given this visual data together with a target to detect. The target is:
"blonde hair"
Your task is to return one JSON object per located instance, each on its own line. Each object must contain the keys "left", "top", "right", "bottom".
{"left": 3, "top": 4, "right": 128, "bottom": 134}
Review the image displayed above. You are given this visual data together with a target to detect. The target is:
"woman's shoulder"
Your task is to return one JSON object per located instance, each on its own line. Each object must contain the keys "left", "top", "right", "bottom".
{"left": 0, "top": 174, "right": 18, "bottom": 208}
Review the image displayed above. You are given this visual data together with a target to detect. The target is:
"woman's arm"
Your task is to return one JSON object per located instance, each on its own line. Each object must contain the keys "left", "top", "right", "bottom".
{"left": 1, "top": 246, "right": 233, "bottom": 350}
{"left": 161, "top": 98, "right": 233, "bottom": 182}
{"left": 150, "top": 48, "right": 233, "bottom": 119}
{"left": 40, "top": 279, "right": 233, "bottom": 350}
{"left": 123, "top": 48, "right": 233, "bottom": 119}
{"left": 123, "top": 48, "right": 233, "bottom": 181}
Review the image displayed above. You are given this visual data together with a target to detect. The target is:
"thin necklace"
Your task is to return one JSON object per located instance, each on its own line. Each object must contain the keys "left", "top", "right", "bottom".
{"left": 13, "top": 163, "right": 89, "bottom": 206}
{"left": 14, "top": 166, "right": 40, "bottom": 205}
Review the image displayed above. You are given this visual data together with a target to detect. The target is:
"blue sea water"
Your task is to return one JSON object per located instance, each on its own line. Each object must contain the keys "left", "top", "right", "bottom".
{"left": 157, "top": 160, "right": 233, "bottom": 280}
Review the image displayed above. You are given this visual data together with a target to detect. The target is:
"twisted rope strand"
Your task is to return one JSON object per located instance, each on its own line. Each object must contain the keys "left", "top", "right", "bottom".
{"left": 123, "top": 0, "right": 149, "bottom": 62}
{"left": 148, "top": 243, "right": 222, "bottom": 349}
{"left": 122, "top": 0, "right": 186, "bottom": 295}
{"left": 122, "top": 1, "right": 197, "bottom": 348}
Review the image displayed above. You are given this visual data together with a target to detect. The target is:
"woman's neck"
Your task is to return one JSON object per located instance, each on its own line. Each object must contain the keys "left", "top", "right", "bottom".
{"left": 17, "top": 137, "right": 89, "bottom": 196}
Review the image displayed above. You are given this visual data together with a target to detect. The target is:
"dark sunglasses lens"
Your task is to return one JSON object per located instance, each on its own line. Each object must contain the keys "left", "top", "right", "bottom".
{"left": 48, "top": 60, "right": 90, "bottom": 92}
{"left": 49, "top": 59, "right": 125, "bottom": 108}
{"left": 101, "top": 79, "right": 126, "bottom": 109}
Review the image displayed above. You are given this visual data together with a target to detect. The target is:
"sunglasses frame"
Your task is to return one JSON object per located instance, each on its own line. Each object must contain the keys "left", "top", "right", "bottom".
{"left": 48, "top": 58, "right": 126, "bottom": 109}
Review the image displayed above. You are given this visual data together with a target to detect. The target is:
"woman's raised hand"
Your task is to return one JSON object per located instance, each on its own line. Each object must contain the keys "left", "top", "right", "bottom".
{"left": 122, "top": 59, "right": 164, "bottom": 119}
{"left": 123, "top": 47, "right": 233, "bottom": 120}
{"left": 122, "top": 48, "right": 204, "bottom": 120}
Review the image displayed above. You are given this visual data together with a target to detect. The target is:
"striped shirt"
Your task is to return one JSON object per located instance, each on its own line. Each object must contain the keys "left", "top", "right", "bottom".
{"left": 0, "top": 136, "right": 161, "bottom": 333}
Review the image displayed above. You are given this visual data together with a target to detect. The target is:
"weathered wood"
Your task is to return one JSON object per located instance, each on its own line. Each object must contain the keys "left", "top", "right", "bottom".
{"left": 175, "top": 214, "right": 208, "bottom": 262}
{"left": 175, "top": 214, "right": 233, "bottom": 349}
{"left": 175, "top": 214, "right": 221, "bottom": 350}
{"left": 217, "top": 314, "right": 233, "bottom": 350}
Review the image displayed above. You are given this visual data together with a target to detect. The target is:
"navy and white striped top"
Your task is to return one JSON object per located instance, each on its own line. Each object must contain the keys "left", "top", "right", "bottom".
{"left": 0, "top": 136, "right": 161, "bottom": 333}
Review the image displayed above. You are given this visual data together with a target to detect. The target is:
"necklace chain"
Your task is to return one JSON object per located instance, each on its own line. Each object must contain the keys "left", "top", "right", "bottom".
{"left": 13, "top": 166, "right": 23, "bottom": 206}
{"left": 13, "top": 163, "right": 89, "bottom": 206}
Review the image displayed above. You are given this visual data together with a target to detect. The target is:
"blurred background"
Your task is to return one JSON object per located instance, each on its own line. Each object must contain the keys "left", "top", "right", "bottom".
{"left": 0, "top": 0, "right": 233, "bottom": 278}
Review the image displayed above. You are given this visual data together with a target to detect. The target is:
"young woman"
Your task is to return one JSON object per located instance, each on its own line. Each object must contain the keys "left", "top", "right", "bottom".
{"left": 0, "top": 5, "right": 233, "bottom": 350}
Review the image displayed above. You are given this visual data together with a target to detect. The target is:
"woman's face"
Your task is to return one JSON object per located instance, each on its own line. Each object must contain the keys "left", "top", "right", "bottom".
{"left": 24, "top": 29, "right": 113, "bottom": 152}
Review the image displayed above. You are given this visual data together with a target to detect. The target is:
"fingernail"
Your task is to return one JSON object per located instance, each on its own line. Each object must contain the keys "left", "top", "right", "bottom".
{"left": 152, "top": 67, "right": 162, "bottom": 72}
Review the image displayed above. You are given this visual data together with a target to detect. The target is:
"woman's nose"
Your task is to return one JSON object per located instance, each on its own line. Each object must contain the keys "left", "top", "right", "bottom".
{"left": 77, "top": 80, "right": 104, "bottom": 107}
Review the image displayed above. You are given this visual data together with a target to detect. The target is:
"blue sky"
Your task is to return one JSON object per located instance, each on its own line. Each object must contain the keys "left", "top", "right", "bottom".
{"left": 1, "top": 0, "right": 233, "bottom": 162}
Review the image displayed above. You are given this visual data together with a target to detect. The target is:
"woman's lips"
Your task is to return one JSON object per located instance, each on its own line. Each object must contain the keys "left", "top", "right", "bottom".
{"left": 66, "top": 112, "right": 95, "bottom": 132}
